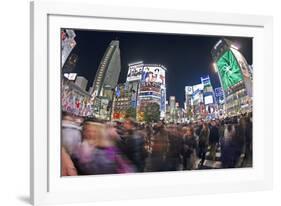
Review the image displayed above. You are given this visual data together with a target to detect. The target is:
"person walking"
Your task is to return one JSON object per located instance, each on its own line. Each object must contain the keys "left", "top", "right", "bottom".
{"left": 150, "top": 123, "right": 169, "bottom": 172}
{"left": 198, "top": 122, "right": 210, "bottom": 166}
{"left": 209, "top": 120, "right": 220, "bottom": 161}
{"left": 122, "top": 118, "right": 147, "bottom": 172}
{"left": 182, "top": 126, "right": 197, "bottom": 170}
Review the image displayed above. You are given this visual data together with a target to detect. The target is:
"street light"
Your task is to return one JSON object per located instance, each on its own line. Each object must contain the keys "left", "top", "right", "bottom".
{"left": 213, "top": 62, "right": 218, "bottom": 73}
{"left": 230, "top": 44, "right": 239, "bottom": 50}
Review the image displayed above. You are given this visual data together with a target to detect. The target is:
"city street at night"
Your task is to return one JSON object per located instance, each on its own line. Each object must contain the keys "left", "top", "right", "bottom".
{"left": 61, "top": 29, "right": 253, "bottom": 176}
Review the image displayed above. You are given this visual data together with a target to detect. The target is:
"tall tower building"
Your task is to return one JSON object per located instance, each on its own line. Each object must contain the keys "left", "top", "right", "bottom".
{"left": 169, "top": 96, "right": 176, "bottom": 110}
{"left": 91, "top": 40, "right": 121, "bottom": 99}
{"left": 91, "top": 40, "right": 121, "bottom": 120}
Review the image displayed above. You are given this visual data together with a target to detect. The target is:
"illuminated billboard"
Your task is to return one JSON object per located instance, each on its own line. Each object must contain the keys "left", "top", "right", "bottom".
{"left": 126, "top": 63, "right": 144, "bottom": 82}
{"left": 215, "top": 87, "right": 223, "bottom": 97}
{"left": 230, "top": 48, "right": 251, "bottom": 80}
{"left": 216, "top": 50, "right": 243, "bottom": 90}
{"left": 185, "top": 86, "right": 193, "bottom": 95}
{"left": 141, "top": 66, "right": 166, "bottom": 85}
{"left": 201, "top": 75, "right": 211, "bottom": 86}
{"left": 204, "top": 95, "right": 213, "bottom": 105}
{"left": 193, "top": 83, "right": 204, "bottom": 93}
{"left": 63, "top": 73, "right": 77, "bottom": 81}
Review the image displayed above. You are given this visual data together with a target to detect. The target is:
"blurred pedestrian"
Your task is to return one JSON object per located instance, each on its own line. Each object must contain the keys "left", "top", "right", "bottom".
{"left": 61, "top": 112, "right": 83, "bottom": 155}
{"left": 198, "top": 122, "right": 210, "bottom": 166}
{"left": 122, "top": 118, "right": 147, "bottom": 172}
{"left": 150, "top": 122, "right": 169, "bottom": 171}
{"left": 209, "top": 120, "right": 220, "bottom": 161}
{"left": 182, "top": 126, "right": 197, "bottom": 170}
{"left": 61, "top": 147, "right": 78, "bottom": 176}
{"left": 221, "top": 124, "right": 236, "bottom": 168}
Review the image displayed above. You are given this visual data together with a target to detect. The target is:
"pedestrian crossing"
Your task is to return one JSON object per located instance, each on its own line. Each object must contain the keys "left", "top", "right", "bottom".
{"left": 197, "top": 145, "right": 222, "bottom": 169}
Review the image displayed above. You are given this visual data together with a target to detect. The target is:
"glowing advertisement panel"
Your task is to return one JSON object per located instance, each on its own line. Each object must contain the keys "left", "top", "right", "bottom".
{"left": 141, "top": 66, "right": 165, "bottom": 85}
{"left": 216, "top": 50, "right": 243, "bottom": 90}
{"left": 204, "top": 95, "right": 213, "bottom": 105}
{"left": 185, "top": 86, "right": 193, "bottom": 95}
{"left": 126, "top": 64, "right": 144, "bottom": 82}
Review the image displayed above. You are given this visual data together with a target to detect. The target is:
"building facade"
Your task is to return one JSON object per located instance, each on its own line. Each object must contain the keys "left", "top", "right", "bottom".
{"left": 75, "top": 76, "right": 88, "bottom": 91}
{"left": 61, "top": 29, "right": 76, "bottom": 67}
{"left": 91, "top": 40, "right": 121, "bottom": 120}
{"left": 211, "top": 38, "right": 253, "bottom": 116}
{"left": 124, "top": 61, "right": 167, "bottom": 122}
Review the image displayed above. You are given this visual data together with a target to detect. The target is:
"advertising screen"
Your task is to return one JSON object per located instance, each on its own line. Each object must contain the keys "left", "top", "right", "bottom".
{"left": 126, "top": 64, "right": 144, "bottom": 82}
{"left": 201, "top": 75, "right": 211, "bottom": 86}
{"left": 63, "top": 73, "right": 77, "bottom": 81}
{"left": 193, "top": 83, "right": 204, "bottom": 93}
{"left": 204, "top": 95, "right": 213, "bottom": 105}
{"left": 230, "top": 48, "right": 251, "bottom": 80}
{"left": 141, "top": 66, "right": 165, "bottom": 85}
{"left": 215, "top": 87, "right": 223, "bottom": 97}
{"left": 216, "top": 50, "right": 243, "bottom": 90}
{"left": 185, "top": 86, "right": 193, "bottom": 95}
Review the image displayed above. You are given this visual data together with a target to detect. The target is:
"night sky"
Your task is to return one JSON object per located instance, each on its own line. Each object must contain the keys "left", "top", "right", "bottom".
{"left": 67, "top": 29, "right": 252, "bottom": 107}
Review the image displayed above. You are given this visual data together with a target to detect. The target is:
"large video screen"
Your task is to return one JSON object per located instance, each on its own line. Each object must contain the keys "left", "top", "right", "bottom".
{"left": 216, "top": 50, "right": 243, "bottom": 90}
{"left": 126, "top": 64, "right": 144, "bottom": 82}
{"left": 141, "top": 66, "right": 165, "bottom": 85}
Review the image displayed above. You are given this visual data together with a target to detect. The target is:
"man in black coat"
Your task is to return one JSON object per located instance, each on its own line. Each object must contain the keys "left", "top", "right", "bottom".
{"left": 123, "top": 118, "right": 147, "bottom": 172}
{"left": 209, "top": 120, "right": 220, "bottom": 161}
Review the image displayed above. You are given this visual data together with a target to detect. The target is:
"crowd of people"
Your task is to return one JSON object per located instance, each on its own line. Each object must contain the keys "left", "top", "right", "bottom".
{"left": 61, "top": 112, "right": 252, "bottom": 176}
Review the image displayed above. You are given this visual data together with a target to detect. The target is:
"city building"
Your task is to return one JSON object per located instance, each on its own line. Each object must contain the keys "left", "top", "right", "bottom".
{"left": 200, "top": 75, "right": 217, "bottom": 120}
{"left": 137, "top": 64, "right": 167, "bottom": 122}
{"left": 165, "top": 96, "right": 185, "bottom": 123}
{"left": 184, "top": 86, "right": 193, "bottom": 119}
{"left": 91, "top": 40, "right": 121, "bottom": 120}
{"left": 61, "top": 77, "right": 93, "bottom": 117}
{"left": 184, "top": 75, "right": 219, "bottom": 121}
{"left": 125, "top": 61, "right": 167, "bottom": 122}
{"left": 211, "top": 38, "right": 253, "bottom": 115}
{"left": 61, "top": 29, "right": 76, "bottom": 67}
{"left": 75, "top": 76, "right": 88, "bottom": 91}
{"left": 111, "top": 83, "right": 133, "bottom": 120}
{"left": 62, "top": 53, "right": 78, "bottom": 73}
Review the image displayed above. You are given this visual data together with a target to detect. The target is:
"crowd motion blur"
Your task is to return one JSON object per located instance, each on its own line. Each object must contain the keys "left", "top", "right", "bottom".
{"left": 61, "top": 112, "right": 252, "bottom": 176}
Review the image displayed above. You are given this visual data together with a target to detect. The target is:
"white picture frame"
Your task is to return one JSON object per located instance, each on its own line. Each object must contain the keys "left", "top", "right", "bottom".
{"left": 30, "top": 0, "right": 273, "bottom": 205}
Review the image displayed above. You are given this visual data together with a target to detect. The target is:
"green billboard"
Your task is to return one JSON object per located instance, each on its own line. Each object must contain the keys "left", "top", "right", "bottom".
{"left": 216, "top": 50, "right": 243, "bottom": 90}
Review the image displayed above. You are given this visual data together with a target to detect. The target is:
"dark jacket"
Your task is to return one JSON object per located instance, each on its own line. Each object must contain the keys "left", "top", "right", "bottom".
{"left": 167, "top": 134, "right": 184, "bottom": 158}
{"left": 123, "top": 130, "right": 147, "bottom": 172}
{"left": 209, "top": 126, "right": 220, "bottom": 144}
{"left": 182, "top": 135, "right": 197, "bottom": 158}
{"left": 199, "top": 128, "right": 210, "bottom": 147}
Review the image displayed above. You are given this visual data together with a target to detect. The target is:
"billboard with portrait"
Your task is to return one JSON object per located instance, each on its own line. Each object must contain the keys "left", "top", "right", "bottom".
{"left": 126, "top": 64, "right": 144, "bottom": 82}
{"left": 141, "top": 66, "right": 165, "bottom": 85}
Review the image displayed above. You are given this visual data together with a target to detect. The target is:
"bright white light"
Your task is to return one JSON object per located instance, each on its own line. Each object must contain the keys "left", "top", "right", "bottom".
{"left": 230, "top": 44, "right": 239, "bottom": 50}
{"left": 204, "top": 95, "right": 213, "bottom": 105}
{"left": 213, "top": 63, "right": 218, "bottom": 72}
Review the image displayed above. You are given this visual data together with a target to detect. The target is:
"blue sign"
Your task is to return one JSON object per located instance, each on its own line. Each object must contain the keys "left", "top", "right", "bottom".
{"left": 215, "top": 87, "right": 223, "bottom": 97}
{"left": 201, "top": 75, "right": 211, "bottom": 86}
{"left": 115, "top": 87, "right": 121, "bottom": 97}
